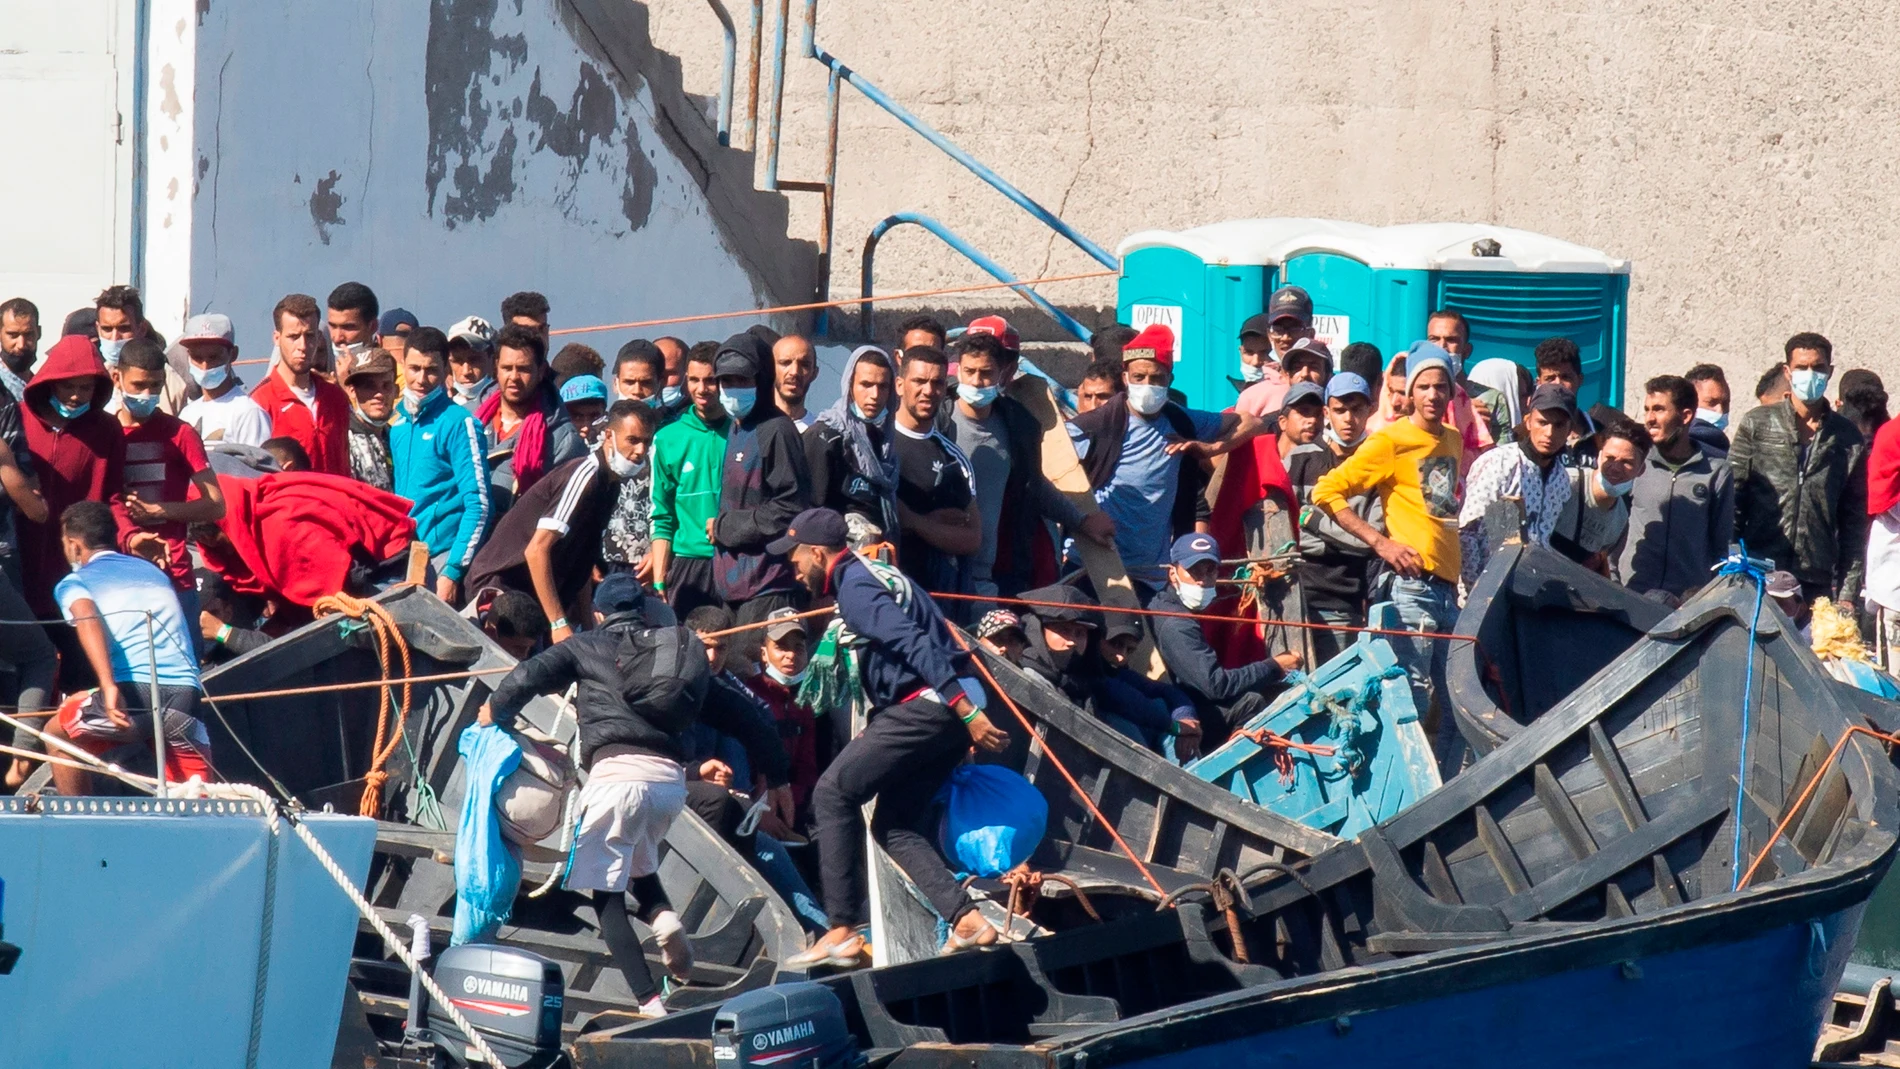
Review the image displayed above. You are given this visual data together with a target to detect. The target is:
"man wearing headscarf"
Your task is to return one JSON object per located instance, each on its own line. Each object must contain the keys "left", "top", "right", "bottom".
{"left": 805, "top": 345, "right": 900, "bottom": 546}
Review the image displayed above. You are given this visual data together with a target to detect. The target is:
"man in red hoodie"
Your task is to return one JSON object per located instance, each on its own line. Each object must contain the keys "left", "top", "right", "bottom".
{"left": 248, "top": 293, "right": 351, "bottom": 475}
{"left": 20, "top": 334, "right": 125, "bottom": 688}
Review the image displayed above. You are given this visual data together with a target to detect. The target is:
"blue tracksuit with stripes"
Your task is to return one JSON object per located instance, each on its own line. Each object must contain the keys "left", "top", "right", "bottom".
{"left": 390, "top": 388, "right": 492, "bottom": 583}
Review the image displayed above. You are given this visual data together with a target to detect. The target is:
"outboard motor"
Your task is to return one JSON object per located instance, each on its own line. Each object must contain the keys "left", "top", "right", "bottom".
{"left": 416, "top": 942, "right": 566, "bottom": 1068}
{"left": 713, "top": 983, "right": 862, "bottom": 1069}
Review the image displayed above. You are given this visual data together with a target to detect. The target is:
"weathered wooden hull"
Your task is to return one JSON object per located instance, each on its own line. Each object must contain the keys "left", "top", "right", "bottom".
{"left": 196, "top": 586, "right": 807, "bottom": 1033}
{"left": 575, "top": 563, "right": 1900, "bottom": 1067}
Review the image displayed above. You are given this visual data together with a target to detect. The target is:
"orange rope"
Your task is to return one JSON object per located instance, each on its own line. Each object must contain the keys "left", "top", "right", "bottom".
{"left": 930, "top": 591, "right": 1478, "bottom": 645}
{"left": 695, "top": 605, "right": 836, "bottom": 641}
{"left": 314, "top": 594, "right": 414, "bottom": 818}
{"left": 947, "top": 624, "right": 1169, "bottom": 898}
{"left": 547, "top": 270, "right": 1117, "bottom": 337}
{"left": 1737, "top": 724, "right": 1900, "bottom": 890}
{"left": 1236, "top": 727, "right": 1337, "bottom": 786}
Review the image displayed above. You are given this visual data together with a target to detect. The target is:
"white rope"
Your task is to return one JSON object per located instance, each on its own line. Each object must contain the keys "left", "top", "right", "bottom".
{"left": 525, "top": 785, "right": 579, "bottom": 899}
{"left": 210, "top": 783, "right": 508, "bottom": 1069}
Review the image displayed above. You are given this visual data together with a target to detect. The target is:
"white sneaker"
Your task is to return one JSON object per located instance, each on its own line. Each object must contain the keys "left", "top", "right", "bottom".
{"left": 639, "top": 994, "right": 668, "bottom": 1017}
{"left": 651, "top": 910, "right": 694, "bottom": 981}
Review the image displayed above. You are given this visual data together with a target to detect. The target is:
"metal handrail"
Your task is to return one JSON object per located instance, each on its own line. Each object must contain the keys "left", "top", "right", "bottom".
{"left": 860, "top": 212, "right": 1094, "bottom": 342}
{"left": 704, "top": 0, "right": 738, "bottom": 146}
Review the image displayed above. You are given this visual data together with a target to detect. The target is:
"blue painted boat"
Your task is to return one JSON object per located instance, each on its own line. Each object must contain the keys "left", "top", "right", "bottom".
{"left": 572, "top": 554, "right": 1899, "bottom": 1069}
{"left": 1185, "top": 603, "right": 1439, "bottom": 838}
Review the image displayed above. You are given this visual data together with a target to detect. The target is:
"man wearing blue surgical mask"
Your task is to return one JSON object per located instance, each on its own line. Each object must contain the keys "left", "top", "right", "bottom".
{"left": 1552, "top": 418, "right": 1650, "bottom": 576}
{"left": 93, "top": 285, "right": 148, "bottom": 370}
{"left": 176, "top": 314, "right": 272, "bottom": 447}
{"left": 944, "top": 331, "right": 1113, "bottom": 601}
{"left": 113, "top": 338, "right": 226, "bottom": 623}
{"left": 1730, "top": 331, "right": 1870, "bottom": 607}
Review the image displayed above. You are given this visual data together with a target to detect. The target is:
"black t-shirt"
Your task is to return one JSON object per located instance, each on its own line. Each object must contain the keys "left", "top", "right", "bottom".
{"left": 893, "top": 425, "right": 975, "bottom": 591}
{"left": 466, "top": 453, "right": 615, "bottom": 607}
{"left": 1285, "top": 444, "right": 1375, "bottom": 610}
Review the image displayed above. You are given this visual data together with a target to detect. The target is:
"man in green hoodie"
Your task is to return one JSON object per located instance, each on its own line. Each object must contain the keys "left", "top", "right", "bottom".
{"left": 650, "top": 346, "right": 729, "bottom": 616}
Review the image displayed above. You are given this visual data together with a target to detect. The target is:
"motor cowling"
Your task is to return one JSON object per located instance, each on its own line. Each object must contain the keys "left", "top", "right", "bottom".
{"left": 427, "top": 943, "right": 565, "bottom": 1068}
{"left": 712, "top": 982, "right": 861, "bottom": 1069}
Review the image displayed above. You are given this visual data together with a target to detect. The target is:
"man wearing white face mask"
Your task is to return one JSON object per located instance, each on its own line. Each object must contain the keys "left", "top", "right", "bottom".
{"left": 176, "top": 314, "right": 271, "bottom": 447}
{"left": 1730, "top": 331, "right": 1869, "bottom": 606}
{"left": 1551, "top": 419, "right": 1651, "bottom": 576}
{"left": 1149, "top": 532, "right": 1298, "bottom": 745}
{"left": 1069, "top": 324, "right": 1261, "bottom": 579}
{"left": 389, "top": 327, "right": 492, "bottom": 605}
{"left": 743, "top": 608, "right": 820, "bottom": 827}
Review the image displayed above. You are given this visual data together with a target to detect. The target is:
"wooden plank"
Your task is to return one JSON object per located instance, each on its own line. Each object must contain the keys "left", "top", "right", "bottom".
{"left": 1651, "top": 854, "right": 1683, "bottom": 906}
{"left": 1474, "top": 805, "right": 1532, "bottom": 895}
{"left": 1206, "top": 821, "right": 1230, "bottom": 879}
{"left": 1588, "top": 720, "right": 1650, "bottom": 832}
{"left": 1143, "top": 794, "right": 1169, "bottom": 864}
{"left": 1500, "top": 789, "right": 1730, "bottom": 922}
{"left": 1532, "top": 761, "right": 1600, "bottom": 862}
{"left": 1792, "top": 765, "right": 1853, "bottom": 866}
{"left": 1419, "top": 839, "right": 1463, "bottom": 905}
{"left": 1604, "top": 882, "right": 1634, "bottom": 919}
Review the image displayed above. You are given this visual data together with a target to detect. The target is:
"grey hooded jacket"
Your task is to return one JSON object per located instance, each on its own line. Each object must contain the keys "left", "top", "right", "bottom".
{"left": 1615, "top": 439, "right": 1734, "bottom": 597}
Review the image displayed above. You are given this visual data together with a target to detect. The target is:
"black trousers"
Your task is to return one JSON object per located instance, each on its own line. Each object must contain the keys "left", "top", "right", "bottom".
{"left": 666, "top": 555, "right": 722, "bottom": 618}
{"left": 812, "top": 697, "right": 971, "bottom": 929}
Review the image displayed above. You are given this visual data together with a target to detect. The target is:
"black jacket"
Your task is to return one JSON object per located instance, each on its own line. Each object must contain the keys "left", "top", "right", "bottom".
{"left": 1729, "top": 398, "right": 1868, "bottom": 599}
{"left": 1148, "top": 586, "right": 1284, "bottom": 709}
{"left": 711, "top": 332, "right": 813, "bottom": 600}
{"left": 488, "top": 613, "right": 791, "bottom": 781}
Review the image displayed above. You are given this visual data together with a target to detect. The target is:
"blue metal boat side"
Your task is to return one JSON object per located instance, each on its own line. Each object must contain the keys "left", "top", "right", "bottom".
{"left": 1051, "top": 857, "right": 1883, "bottom": 1069}
{"left": 1187, "top": 606, "right": 1439, "bottom": 838}
{"left": 0, "top": 798, "right": 375, "bottom": 1068}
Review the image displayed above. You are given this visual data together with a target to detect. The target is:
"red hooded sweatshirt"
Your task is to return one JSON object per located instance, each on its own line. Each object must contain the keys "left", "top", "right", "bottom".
{"left": 199, "top": 471, "right": 417, "bottom": 606}
{"left": 248, "top": 364, "right": 352, "bottom": 476}
{"left": 20, "top": 335, "right": 125, "bottom": 614}
{"left": 1871, "top": 418, "right": 1900, "bottom": 517}
{"left": 1201, "top": 430, "right": 1298, "bottom": 669}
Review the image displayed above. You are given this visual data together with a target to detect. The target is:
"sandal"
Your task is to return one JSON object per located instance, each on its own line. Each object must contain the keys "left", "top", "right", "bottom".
{"left": 939, "top": 915, "right": 999, "bottom": 956}
{"left": 786, "top": 931, "right": 867, "bottom": 967}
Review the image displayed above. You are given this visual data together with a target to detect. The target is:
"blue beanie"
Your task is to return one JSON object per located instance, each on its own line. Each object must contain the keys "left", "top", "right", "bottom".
{"left": 1403, "top": 341, "right": 1453, "bottom": 394}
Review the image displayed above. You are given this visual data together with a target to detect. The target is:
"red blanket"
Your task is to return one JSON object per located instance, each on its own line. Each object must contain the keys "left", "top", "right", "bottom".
{"left": 1202, "top": 431, "right": 1298, "bottom": 668}
{"left": 201, "top": 472, "right": 417, "bottom": 606}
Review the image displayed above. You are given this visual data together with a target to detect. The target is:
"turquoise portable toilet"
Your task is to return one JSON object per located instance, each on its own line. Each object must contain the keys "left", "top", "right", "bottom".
{"left": 1116, "top": 219, "right": 1631, "bottom": 413}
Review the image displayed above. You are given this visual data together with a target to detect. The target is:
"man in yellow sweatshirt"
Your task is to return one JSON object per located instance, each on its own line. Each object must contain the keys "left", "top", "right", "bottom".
{"left": 1311, "top": 341, "right": 1464, "bottom": 774}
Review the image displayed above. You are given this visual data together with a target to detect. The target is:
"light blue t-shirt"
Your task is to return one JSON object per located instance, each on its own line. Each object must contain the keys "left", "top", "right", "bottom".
{"left": 1093, "top": 406, "right": 1225, "bottom": 569}
{"left": 55, "top": 551, "right": 202, "bottom": 689}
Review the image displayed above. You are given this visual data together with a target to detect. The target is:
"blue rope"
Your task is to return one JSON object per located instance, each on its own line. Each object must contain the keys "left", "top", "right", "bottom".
{"left": 1715, "top": 542, "right": 1770, "bottom": 891}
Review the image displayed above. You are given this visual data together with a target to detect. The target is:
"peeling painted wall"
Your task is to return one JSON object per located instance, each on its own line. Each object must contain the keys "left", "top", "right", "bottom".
{"left": 181, "top": 0, "right": 774, "bottom": 353}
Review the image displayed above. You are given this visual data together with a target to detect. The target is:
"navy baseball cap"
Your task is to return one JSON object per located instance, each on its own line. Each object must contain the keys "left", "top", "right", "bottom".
{"left": 379, "top": 308, "right": 419, "bottom": 335}
{"left": 1326, "top": 372, "right": 1372, "bottom": 402}
{"left": 767, "top": 507, "right": 848, "bottom": 555}
{"left": 1169, "top": 532, "right": 1222, "bottom": 569}
{"left": 1267, "top": 286, "right": 1313, "bottom": 326}
{"left": 594, "top": 572, "right": 647, "bottom": 615}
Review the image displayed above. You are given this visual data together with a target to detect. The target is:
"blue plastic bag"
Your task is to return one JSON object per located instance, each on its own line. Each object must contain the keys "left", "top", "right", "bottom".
{"left": 452, "top": 724, "right": 524, "bottom": 945}
{"left": 936, "top": 765, "right": 1047, "bottom": 878}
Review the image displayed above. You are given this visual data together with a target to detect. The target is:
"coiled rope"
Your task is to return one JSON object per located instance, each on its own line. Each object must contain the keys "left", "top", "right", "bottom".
{"left": 314, "top": 595, "right": 414, "bottom": 818}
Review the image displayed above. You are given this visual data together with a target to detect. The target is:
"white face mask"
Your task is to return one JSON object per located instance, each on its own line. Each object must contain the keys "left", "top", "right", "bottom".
{"left": 1176, "top": 580, "right": 1216, "bottom": 612}
{"left": 604, "top": 439, "right": 645, "bottom": 479}
{"left": 765, "top": 664, "right": 807, "bottom": 687}
{"left": 189, "top": 361, "right": 232, "bottom": 390}
{"left": 1126, "top": 382, "right": 1168, "bottom": 417}
{"left": 454, "top": 375, "right": 493, "bottom": 401}
{"left": 1789, "top": 367, "right": 1830, "bottom": 404}
{"left": 98, "top": 337, "right": 128, "bottom": 367}
{"left": 1324, "top": 425, "right": 1365, "bottom": 450}
{"left": 1597, "top": 468, "right": 1635, "bottom": 498}
{"left": 403, "top": 384, "right": 443, "bottom": 415}
{"left": 1240, "top": 363, "right": 1266, "bottom": 384}
{"left": 1694, "top": 408, "right": 1728, "bottom": 430}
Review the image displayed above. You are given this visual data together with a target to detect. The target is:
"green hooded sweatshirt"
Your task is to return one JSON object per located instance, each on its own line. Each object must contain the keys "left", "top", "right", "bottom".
{"left": 650, "top": 406, "right": 730, "bottom": 559}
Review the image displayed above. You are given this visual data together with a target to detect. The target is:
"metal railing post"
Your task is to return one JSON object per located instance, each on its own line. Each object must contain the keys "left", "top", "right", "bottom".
{"left": 742, "top": 0, "right": 764, "bottom": 151}
{"left": 704, "top": 0, "right": 738, "bottom": 146}
{"left": 815, "top": 65, "right": 840, "bottom": 335}
{"left": 146, "top": 611, "right": 166, "bottom": 795}
{"left": 761, "top": 0, "right": 791, "bottom": 190}
{"left": 860, "top": 212, "right": 1095, "bottom": 342}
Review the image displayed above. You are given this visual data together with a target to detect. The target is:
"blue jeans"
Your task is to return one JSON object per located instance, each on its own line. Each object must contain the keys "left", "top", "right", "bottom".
{"left": 751, "top": 834, "right": 828, "bottom": 935}
{"left": 1382, "top": 573, "right": 1464, "bottom": 777}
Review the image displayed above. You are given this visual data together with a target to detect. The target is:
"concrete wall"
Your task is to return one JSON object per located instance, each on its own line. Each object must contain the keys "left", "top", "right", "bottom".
{"left": 643, "top": 0, "right": 1900, "bottom": 406}
{"left": 147, "top": 0, "right": 811, "bottom": 355}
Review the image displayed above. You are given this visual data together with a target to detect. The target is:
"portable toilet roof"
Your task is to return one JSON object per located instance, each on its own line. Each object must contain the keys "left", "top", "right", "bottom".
{"left": 1117, "top": 219, "right": 1630, "bottom": 275}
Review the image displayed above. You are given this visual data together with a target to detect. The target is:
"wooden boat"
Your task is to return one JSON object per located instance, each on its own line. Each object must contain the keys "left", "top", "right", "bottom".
{"left": 574, "top": 562, "right": 1900, "bottom": 1068}
{"left": 192, "top": 585, "right": 808, "bottom": 1037}
{"left": 1448, "top": 542, "right": 1670, "bottom": 755}
{"left": 1185, "top": 602, "right": 1440, "bottom": 838}
{"left": 866, "top": 629, "right": 1348, "bottom": 964}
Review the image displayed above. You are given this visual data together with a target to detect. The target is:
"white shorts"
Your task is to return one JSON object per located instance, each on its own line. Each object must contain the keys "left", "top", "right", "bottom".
{"left": 563, "top": 751, "right": 687, "bottom": 893}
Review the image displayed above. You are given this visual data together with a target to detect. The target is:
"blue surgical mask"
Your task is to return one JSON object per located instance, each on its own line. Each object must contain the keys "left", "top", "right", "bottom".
{"left": 121, "top": 391, "right": 161, "bottom": 419}
{"left": 1695, "top": 408, "right": 1728, "bottom": 430}
{"left": 1126, "top": 382, "right": 1168, "bottom": 417}
{"left": 644, "top": 393, "right": 666, "bottom": 409}
{"left": 1790, "top": 367, "right": 1830, "bottom": 404}
{"left": 404, "top": 384, "right": 444, "bottom": 416}
{"left": 1241, "top": 363, "right": 1267, "bottom": 384}
{"left": 720, "top": 386, "right": 756, "bottom": 422}
{"left": 97, "top": 338, "right": 127, "bottom": 367}
{"left": 661, "top": 384, "right": 683, "bottom": 407}
{"left": 957, "top": 383, "right": 999, "bottom": 407}
{"left": 189, "top": 361, "right": 232, "bottom": 390}
{"left": 51, "top": 397, "right": 90, "bottom": 420}
{"left": 1597, "top": 469, "right": 1634, "bottom": 498}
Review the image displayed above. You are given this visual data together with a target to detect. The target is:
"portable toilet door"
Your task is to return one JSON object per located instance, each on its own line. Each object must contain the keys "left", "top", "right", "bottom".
{"left": 1118, "top": 220, "right": 1630, "bottom": 413}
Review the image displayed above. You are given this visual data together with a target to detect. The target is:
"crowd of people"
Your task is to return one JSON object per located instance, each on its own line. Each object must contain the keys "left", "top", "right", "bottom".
{"left": 2, "top": 276, "right": 1895, "bottom": 994}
